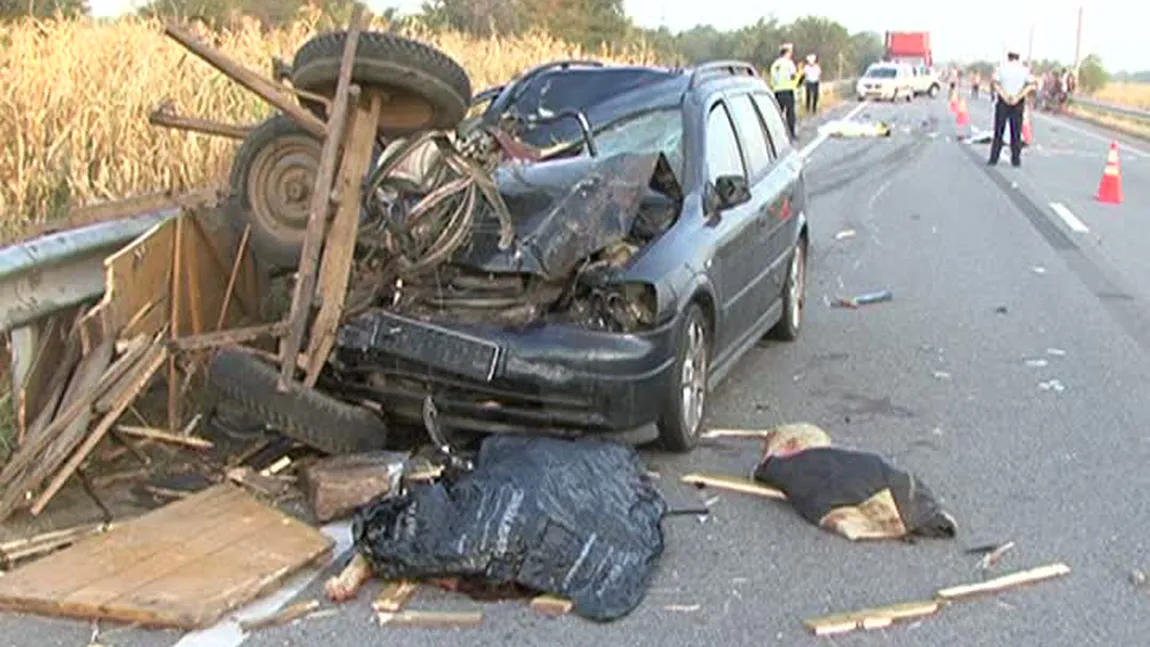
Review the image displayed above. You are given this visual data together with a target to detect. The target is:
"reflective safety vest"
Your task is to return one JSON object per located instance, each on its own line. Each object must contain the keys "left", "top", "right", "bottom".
{"left": 770, "top": 58, "right": 799, "bottom": 91}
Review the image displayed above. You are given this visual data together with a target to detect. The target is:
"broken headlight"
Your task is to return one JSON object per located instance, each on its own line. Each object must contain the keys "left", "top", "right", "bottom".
{"left": 572, "top": 282, "right": 658, "bottom": 333}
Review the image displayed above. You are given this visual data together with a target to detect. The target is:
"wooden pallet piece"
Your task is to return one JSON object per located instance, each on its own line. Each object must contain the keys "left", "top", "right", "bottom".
{"left": 0, "top": 483, "right": 333, "bottom": 630}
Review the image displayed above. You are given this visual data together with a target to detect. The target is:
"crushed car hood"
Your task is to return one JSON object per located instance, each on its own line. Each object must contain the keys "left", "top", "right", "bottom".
{"left": 452, "top": 151, "right": 676, "bottom": 281}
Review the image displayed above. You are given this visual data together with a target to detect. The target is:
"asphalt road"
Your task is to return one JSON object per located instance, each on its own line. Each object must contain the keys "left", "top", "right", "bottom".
{"left": 4, "top": 95, "right": 1150, "bottom": 647}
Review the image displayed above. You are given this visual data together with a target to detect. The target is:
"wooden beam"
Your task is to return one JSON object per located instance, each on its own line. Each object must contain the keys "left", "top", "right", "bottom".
{"left": 302, "top": 90, "right": 384, "bottom": 387}
{"left": 149, "top": 106, "right": 254, "bottom": 140}
{"left": 277, "top": 4, "right": 371, "bottom": 391}
{"left": 163, "top": 24, "right": 327, "bottom": 139}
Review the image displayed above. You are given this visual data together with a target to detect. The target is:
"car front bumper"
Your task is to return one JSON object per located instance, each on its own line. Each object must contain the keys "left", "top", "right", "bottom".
{"left": 334, "top": 308, "right": 678, "bottom": 439}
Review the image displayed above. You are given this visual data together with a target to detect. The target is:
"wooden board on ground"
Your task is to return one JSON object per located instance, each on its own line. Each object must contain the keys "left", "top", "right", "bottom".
{"left": 803, "top": 600, "right": 941, "bottom": 636}
{"left": 680, "top": 474, "right": 787, "bottom": 500}
{"left": 934, "top": 563, "right": 1071, "bottom": 601}
{"left": 0, "top": 483, "right": 333, "bottom": 629}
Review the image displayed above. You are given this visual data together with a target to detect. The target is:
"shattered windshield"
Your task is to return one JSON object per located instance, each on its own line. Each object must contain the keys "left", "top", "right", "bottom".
{"left": 588, "top": 108, "right": 684, "bottom": 179}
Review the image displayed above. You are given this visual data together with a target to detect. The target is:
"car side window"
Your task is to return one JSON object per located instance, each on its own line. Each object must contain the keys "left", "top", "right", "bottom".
{"left": 727, "top": 94, "right": 775, "bottom": 179}
{"left": 751, "top": 93, "right": 793, "bottom": 155}
{"left": 705, "top": 102, "right": 746, "bottom": 182}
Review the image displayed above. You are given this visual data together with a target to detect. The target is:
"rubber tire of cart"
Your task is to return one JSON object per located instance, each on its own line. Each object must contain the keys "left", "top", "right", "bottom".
{"left": 770, "top": 235, "right": 807, "bottom": 341}
{"left": 225, "top": 113, "right": 380, "bottom": 273}
{"left": 206, "top": 347, "right": 389, "bottom": 455}
{"left": 657, "top": 303, "right": 711, "bottom": 453}
{"left": 290, "top": 30, "right": 472, "bottom": 137}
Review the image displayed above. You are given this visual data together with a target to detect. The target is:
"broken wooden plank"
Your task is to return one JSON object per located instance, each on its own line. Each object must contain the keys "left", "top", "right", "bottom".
{"left": 225, "top": 467, "right": 294, "bottom": 500}
{"left": 14, "top": 310, "right": 75, "bottom": 442}
{"left": 170, "top": 322, "right": 285, "bottom": 352}
{"left": 114, "top": 425, "right": 213, "bottom": 450}
{"left": 302, "top": 90, "right": 385, "bottom": 387}
{"left": 162, "top": 25, "right": 327, "bottom": 139}
{"left": 168, "top": 213, "right": 185, "bottom": 432}
{"left": 149, "top": 105, "right": 254, "bottom": 140}
{"left": 803, "top": 600, "right": 941, "bottom": 636}
{"left": 239, "top": 599, "right": 321, "bottom": 632}
{"left": 0, "top": 523, "right": 114, "bottom": 570}
{"left": 22, "top": 312, "right": 85, "bottom": 445}
{"left": 935, "top": 563, "right": 1071, "bottom": 602}
{"left": 79, "top": 217, "right": 176, "bottom": 345}
{"left": 301, "top": 451, "right": 405, "bottom": 522}
{"left": 530, "top": 594, "right": 573, "bottom": 618}
{"left": 30, "top": 342, "right": 169, "bottom": 516}
{"left": 0, "top": 483, "right": 333, "bottom": 630}
{"left": 277, "top": 4, "right": 371, "bottom": 390}
{"left": 700, "top": 428, "right": 773, "bottom": 439}
{"left": 680, "top": 474, "right": 787, "bottom": 500}
{"left": 378, "top": 610, "right": 483, "bottom": 629}
{"left": 372, "top": 581, "right": 419, "bottom": 613}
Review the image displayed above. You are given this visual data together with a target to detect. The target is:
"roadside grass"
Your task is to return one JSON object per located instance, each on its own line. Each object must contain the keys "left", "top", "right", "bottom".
{"left": 1093, "top": 81, "right": 1150, "bottom": 111}
{"left": 1067, "top": 106, "right": 1150, "bottom": 141}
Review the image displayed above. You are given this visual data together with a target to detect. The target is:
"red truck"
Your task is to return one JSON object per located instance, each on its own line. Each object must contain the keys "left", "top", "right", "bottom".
{"left": 883, "top": 31, "right": 941, "bottom": 97}
{"left": 885, "top": 31, "right": 932, "bottom": 67}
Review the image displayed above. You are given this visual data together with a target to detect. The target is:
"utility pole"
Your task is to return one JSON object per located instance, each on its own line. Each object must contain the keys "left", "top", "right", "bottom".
{"left": 837, "top": 51, "right": 844, "bottom": 80}
{"left": 1027, "top": 23, "right": 1035, "bottom": 62}
{"left": 1074, "top": 6, "right": 1083, "bottom": 73}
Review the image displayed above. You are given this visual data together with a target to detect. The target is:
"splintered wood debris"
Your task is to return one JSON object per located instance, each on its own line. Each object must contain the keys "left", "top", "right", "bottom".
{"left": 0, "top": 484, "right": 333, "bottom": 629}
{"left": 377, "top": 610, "right": 484, "bottom": 629}
{"left": 530, "top": 594, "right": 573, "bottom": 618}
{"left": 803, "top": 562, "right": 1072, "bottom": 636}
{"left": 239, "top": 599, "right": 321, "bottom": 633}
{"left": 680, "top": 473, "right": 787, "bottom": 500}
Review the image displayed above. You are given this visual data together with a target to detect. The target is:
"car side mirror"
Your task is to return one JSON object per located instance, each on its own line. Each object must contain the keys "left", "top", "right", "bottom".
{"left": 706, "top": 175, "right": 752, "bottom": 215}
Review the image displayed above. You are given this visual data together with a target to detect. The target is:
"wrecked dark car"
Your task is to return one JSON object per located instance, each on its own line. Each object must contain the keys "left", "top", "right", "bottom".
{"left": 211, "top": 55, "right": 811, "bottom": 454}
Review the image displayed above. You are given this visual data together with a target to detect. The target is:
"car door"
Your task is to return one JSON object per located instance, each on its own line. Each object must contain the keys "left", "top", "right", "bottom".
{"left": 724, "top": 93, "right": 784, "bottom": 331}
{"left": 750, "top": 92, "right": 803, "bottom": 295}
{"left": 703, "top": 99, "right": 759, "bottom": 356}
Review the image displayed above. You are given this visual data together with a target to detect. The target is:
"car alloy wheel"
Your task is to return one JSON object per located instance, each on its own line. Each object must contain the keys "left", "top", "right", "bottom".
{"left": 787, "top": 242, "right": 806, "bottom": 331}
{"left": 679, "top": 316, "right": 708, "bottom": 437}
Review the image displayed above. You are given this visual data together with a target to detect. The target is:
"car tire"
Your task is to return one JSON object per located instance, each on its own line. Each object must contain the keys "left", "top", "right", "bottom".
{"left": 207, "top": 347, "right": 389, "bottom": 455}
{"left": 291, "top": 30, "right": 472, "bottom": 137}
{"left": 657, "top": 303, "right": 711, "bottom": 453}
{"left": 770, "top": 236, "right": 807, "bottom": 342}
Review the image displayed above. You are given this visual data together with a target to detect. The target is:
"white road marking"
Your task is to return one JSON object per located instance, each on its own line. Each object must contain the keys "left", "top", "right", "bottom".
{"left": 798, "top": 100, "right": 870, "bottom": 159}
{"left": 1031, "top": 111, "right": 1148, "bottom": 159}
{"left": 171, "top": 521, "right": 354, "bottom": 647}
{"left": 1050, "top": 202, "right": 1090, "bottom": 234}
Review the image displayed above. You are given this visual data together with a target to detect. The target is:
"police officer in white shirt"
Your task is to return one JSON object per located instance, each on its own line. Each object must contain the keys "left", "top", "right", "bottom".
{"left": 988, "top": 46, "right": 1037, "bottom": 167}
{"left": 803, "top": 54, "right": 822, "bottom": 114}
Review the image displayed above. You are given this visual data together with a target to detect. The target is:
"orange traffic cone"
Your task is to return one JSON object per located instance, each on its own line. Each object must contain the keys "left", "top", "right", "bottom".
{"left": 956, "top": 99, "right": 970, "bottom": 126}
{"left": 1096, "top": 141, "right": 1123, "bottom": 204}
{"left": 1022, "top": 110, "right": 1033, "bottom": 146}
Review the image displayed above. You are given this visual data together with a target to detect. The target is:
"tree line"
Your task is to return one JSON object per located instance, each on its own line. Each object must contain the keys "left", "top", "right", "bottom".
{"left": 0, "top": 0, "right": 1126, "bottom": 89}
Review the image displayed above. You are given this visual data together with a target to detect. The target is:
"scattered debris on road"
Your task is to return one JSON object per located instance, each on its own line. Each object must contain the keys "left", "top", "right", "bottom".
{"left": 804, "top": 599, "right": 941, "bottom": 636}
{"left": 975, "top": 540, "right": 1016, "bottom": 572}
{"left": 1130, "top": 568, "right": 1147, "bottom": 587}
{"left": 239, "top": 599, "right": 322, "bottom": 633}
{"left": 834, "top": 229, "right": 857, "bottom": 241}
{"left": 1039, "top": 379, "right": 1067, "bottom": 393}
{"left": 804, "top": 562, "right": 1070, "bottom": 636}
{"left": 833, "top": 289, "right": 893, "bottom": 309}
{"left": 820, "top": 120, "right": 893, "bottom": 138}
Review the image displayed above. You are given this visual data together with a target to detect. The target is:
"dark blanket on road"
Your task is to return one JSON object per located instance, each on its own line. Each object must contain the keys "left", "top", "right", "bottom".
{"left": 352, "top": 435, "right": 667, "bottom": 621}
{"left": 754, "top": 446, "right": 958, "bottom": 541}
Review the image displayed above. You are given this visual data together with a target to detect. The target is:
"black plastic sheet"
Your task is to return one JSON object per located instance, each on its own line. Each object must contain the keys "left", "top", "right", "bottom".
{"left": 352, "top": 435, "right": 666, "bottom": 621}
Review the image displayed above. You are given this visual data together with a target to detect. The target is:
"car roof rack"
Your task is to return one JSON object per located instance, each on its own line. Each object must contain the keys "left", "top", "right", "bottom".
{"left": 687, "top": 60, "right": 759, "bottom": 90}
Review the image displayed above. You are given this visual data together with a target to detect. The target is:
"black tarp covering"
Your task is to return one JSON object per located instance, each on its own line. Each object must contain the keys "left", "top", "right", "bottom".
{"left": 352, "top": 435, "right": 667, "bottom": 621}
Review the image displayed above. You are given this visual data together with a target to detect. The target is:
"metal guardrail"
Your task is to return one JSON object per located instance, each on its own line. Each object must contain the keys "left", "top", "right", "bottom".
{"left": 1069, "top": 96, "right": 1150, "bottom": 122}
{"left": 0, "top": 209, "right": 176, "bottom": 334}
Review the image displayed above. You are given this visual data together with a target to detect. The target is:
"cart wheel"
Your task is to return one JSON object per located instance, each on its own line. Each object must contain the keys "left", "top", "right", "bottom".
{"left": 290, "top": 31, "right": 472, "bottom": 137}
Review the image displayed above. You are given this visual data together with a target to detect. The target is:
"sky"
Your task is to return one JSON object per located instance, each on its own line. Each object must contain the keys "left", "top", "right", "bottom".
{"left": 87, "top": 0, "right": 1150, "bottom": 72}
